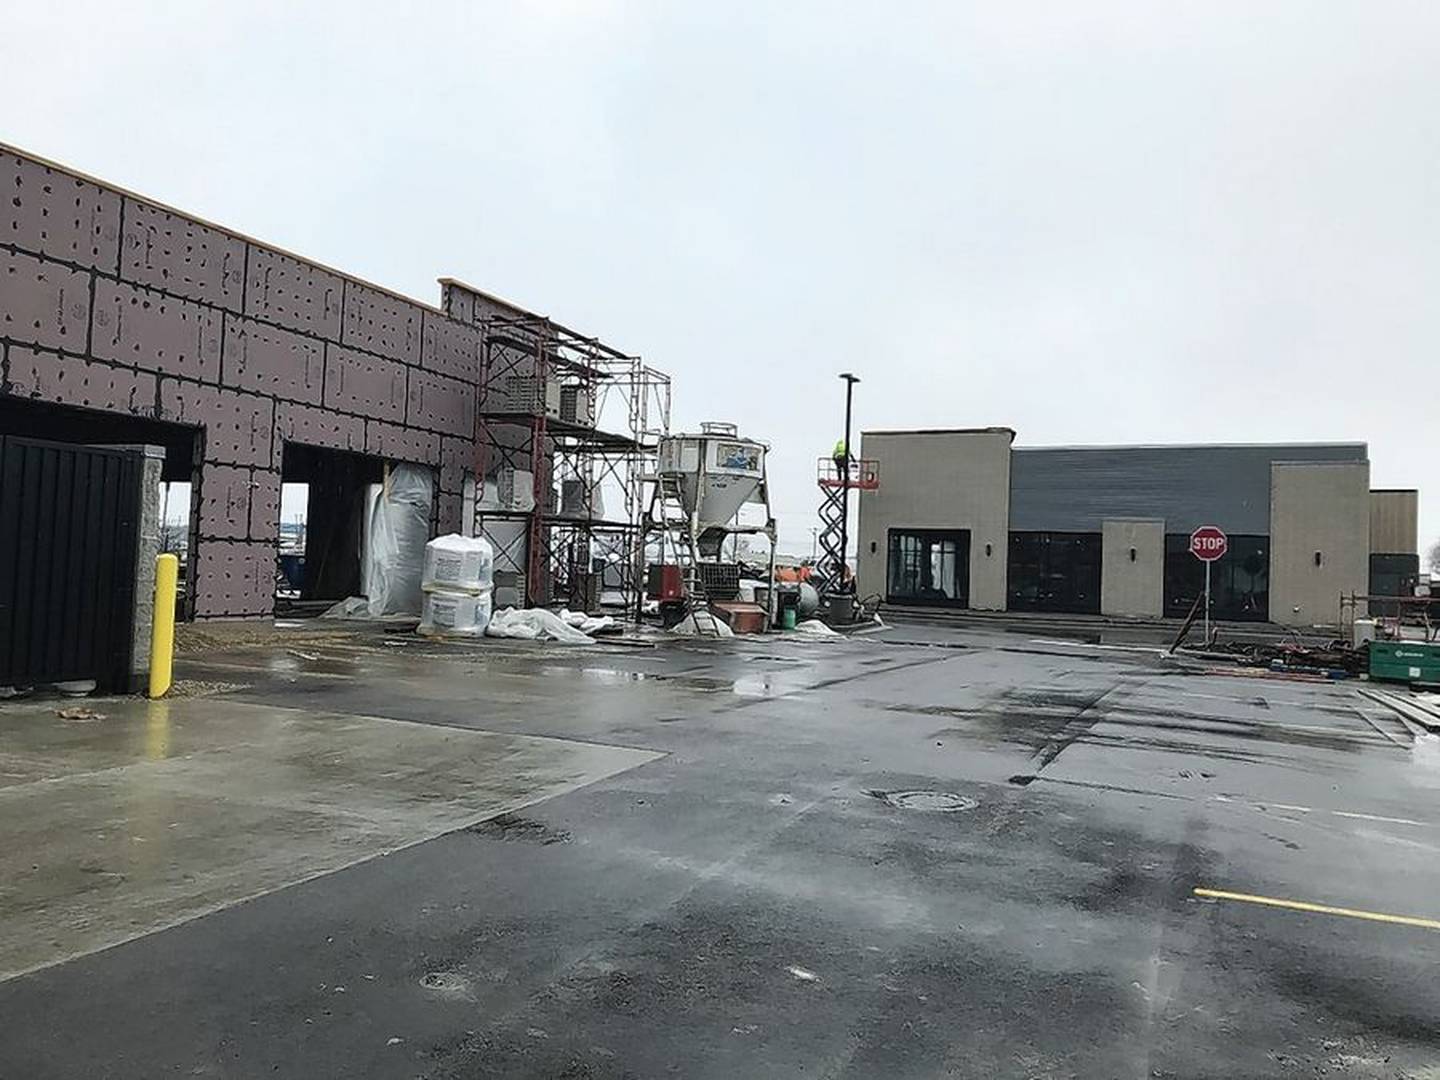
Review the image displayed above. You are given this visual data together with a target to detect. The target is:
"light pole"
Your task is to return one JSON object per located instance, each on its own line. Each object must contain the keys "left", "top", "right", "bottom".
{"left": 838, "top": 372, "right": 860, "bottom": 593}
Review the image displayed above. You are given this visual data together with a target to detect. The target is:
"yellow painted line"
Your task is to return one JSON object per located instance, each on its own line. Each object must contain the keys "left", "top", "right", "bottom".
{"left": 1194, "top": 888, "right": 1440, "bottom": 931}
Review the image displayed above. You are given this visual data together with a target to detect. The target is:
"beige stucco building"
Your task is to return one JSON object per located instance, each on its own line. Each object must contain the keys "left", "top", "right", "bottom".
{"left": 856, "top": 430, "right": 1418, "bottom": 628}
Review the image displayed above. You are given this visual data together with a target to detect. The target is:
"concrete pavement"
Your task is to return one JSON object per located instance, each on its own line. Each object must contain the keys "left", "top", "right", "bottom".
{"left": 2, "top": 622, "right": 1438, "bottom": 1077}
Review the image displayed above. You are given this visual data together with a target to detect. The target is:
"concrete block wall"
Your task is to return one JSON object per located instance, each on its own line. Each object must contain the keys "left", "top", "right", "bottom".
{"left": 0, "top": 144, "right": 503, "bottom": 618}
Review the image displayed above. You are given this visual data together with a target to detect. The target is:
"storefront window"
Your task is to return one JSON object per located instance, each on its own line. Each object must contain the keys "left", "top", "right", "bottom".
{"left": 1006, "top": 532, "right": 1103, "bottom": 614}
{"left": 887, "top": 529, "right": 970, "bottom": 607}
{"left": 1163, "top": 534, "right": 1269, "bottom": 621}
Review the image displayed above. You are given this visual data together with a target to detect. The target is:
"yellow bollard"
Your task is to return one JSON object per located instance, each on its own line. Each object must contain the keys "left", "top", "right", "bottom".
{"left": 148, "top": 553, "right": 179, "bottom": 699}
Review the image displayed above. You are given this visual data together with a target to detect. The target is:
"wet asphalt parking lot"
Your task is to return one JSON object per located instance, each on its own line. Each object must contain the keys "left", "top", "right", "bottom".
{"left": 2, "top": 620, "right": 1439, "bottom": 1078}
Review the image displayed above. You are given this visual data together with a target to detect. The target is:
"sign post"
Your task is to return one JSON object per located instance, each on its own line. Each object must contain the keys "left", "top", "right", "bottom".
{"left": 1189, "top": 525, "right": 1229, "bottom": 644}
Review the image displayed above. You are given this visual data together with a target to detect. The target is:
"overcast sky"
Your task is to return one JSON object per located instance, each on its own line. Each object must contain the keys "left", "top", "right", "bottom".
{"left": 5, "top": 1, "right": 1436, "bottom": 561}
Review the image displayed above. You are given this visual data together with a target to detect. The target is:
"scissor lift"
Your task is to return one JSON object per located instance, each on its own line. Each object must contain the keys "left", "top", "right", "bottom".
{"left": 815, "top": 457, "right": 879, "bottom": 622}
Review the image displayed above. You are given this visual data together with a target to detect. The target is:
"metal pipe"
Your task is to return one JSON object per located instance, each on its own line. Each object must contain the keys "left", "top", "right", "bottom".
{"left": 838, "top": 373, "right": 860, "bottom": 594}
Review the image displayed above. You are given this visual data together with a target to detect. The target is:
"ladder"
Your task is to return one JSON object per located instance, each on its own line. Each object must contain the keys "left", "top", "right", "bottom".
{"left": 648, "top": 474, "right": 724, "bottom": 636}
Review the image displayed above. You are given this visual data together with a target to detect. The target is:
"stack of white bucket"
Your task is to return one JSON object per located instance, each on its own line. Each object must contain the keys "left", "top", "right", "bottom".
{"left": 418, "top": 534, "right": 495, "bottom": 637}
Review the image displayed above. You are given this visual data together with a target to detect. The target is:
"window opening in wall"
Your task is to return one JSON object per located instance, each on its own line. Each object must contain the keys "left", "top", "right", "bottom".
{"left": 1163, "top": 533, "right": 1269, "bottom": 621}
{"left": 1006, "top": 531, "right": 1103, "bottom": 614}
{"left": 886, "top": 529, "right": 970, "bottom": 607}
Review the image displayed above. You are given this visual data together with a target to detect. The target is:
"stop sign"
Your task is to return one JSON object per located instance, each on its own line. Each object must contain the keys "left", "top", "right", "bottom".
{"left": 1190, "top": 525, "right": 1228, "bottom": 562}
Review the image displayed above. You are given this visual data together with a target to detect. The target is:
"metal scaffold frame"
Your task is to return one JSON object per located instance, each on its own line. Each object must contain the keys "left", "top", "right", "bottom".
{"left": 471, "top": 312, "right": 670, "bottom": 613}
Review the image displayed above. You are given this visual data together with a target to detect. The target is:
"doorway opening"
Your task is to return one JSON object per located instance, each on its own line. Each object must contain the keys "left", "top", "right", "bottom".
{"left": 278, "top": 443, "right": 385, "bottom": 616}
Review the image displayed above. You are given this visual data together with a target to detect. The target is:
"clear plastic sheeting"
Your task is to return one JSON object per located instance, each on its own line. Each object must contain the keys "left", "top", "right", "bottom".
{"left": 320, "top": 596, "right": 371, "bottom": 620}
{"left": 486, "top": 608, "right": 594, "bottom": 644}
{"left": 367, "top": 464, "right": 433, "bottom": 617}
{"left": 557, "top": 609, "right": 616, "bottom": 635}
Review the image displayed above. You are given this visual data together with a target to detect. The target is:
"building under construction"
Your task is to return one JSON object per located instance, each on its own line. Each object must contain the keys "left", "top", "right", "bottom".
{"left": 0, "top": 143, "right": 669, "bottom": 652}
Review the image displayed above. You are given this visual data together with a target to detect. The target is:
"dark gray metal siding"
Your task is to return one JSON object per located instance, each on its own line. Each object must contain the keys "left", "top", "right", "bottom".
{"left": 1008, "top": 444, "right": 1367, "bottom": 534}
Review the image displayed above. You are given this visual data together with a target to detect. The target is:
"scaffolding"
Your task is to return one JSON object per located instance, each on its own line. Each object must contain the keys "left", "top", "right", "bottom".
{"left": 470, "top": 312, "right": 670, "bottom": 612}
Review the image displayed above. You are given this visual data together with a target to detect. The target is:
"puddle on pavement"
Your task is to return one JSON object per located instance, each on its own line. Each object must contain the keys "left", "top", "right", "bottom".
{"left": 466, "top": 814, "right": 571, "bottom": 845}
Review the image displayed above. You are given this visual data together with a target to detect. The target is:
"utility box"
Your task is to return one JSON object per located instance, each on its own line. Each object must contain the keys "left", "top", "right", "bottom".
{"left": 560, "top": 386, "right": 595, "bottom": 428}
{"left": 1369, "top": 641, "right": 1440, "bottom": 686}
{"left": 501, "top": 375, "right": 562, "bottom": 418}
{"left": 709, "top": 601, "right": 767, "bottom": 634}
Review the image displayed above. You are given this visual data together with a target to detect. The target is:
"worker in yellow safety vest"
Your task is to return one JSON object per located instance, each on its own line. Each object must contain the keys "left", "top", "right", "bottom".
{"left": 832, "top": 438, "right": 849, "bottom": 475}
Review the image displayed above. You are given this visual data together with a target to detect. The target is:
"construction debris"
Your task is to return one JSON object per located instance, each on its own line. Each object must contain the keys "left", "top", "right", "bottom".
{"left": 1359, "top": 687, "right": 1440, "bottom": 732}
{"left": 56, "top": 707, "right": 106, "bottom": 722}
{"left": 1183, "top": 638, "right": 1366, "bottom": 679}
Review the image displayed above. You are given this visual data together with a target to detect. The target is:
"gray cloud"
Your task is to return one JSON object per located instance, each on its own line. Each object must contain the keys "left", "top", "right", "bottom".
{"left": 5, "top": 1, "right": 1434, "bottom": 560}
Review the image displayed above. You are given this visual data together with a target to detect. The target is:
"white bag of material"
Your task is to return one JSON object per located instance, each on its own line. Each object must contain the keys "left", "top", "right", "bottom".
{"left": 486, "top": 607, "right": 594, "bottom": 644}
{"left": 418, "top": 589, "right": 493, "bottom": 637}
{"left": 422, "top": 533, "right": 493, "bottom": 595}
{"left": 367, "top": 464, "right": 433, "bottom": 617}
{"left": 669, "top": 611, "right": 734, "bottom": 637}
{"left": 794, "top": 618, "right": 840, "bottom": 636}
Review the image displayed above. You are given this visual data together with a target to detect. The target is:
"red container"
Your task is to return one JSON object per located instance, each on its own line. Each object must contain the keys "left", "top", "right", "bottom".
{"left": 710, "top": 601, "right": 767, "bottom": 635}
{"left": 646, "top": 564, "right": 684, "bottom": 601}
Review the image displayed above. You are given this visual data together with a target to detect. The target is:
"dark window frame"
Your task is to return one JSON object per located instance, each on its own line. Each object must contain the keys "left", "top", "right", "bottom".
{"left": 886, "top": 528, "right": 970, "bottom": 608}
{"left": 1006, "top": 531, "right": 1103, "bottom": 615}
{"left": 1163, "top": 533, "right": 1269, "bottom": 622}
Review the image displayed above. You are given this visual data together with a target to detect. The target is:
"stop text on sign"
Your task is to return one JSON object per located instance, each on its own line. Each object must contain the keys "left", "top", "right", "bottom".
{"left": 1189, "top": 525, "right": 1228, "bottom": 562}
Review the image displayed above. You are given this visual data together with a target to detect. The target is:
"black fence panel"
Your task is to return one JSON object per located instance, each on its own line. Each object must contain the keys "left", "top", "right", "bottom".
{"left": 0, "top": 437, "right": 143, "bottom": 692}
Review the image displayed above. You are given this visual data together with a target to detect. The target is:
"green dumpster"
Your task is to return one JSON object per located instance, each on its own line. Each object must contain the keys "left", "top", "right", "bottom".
{"left": 1369, "top": 640, "right": 1440, "bottom": 686}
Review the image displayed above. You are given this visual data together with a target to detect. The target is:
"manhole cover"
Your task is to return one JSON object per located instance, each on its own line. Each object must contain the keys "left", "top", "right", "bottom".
{"left": 866, "top": 789, "right": 978, "bottom": 812}
{"left": 419, "top": 971, "right": 474, "bottom": 999}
